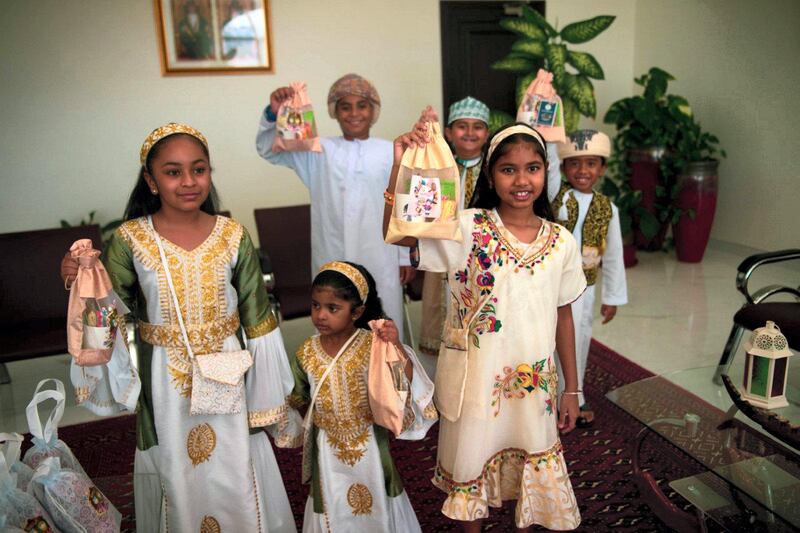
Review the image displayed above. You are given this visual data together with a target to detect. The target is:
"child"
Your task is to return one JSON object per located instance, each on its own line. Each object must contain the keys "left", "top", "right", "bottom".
{"left": 419, "top": 97, "right": 490, "bottom": 364}
{"left": 61, "top": 123, "right": 297, "bottom": 532}
{"left": 384, "top": 113, "right": 585, "bottom": 531}
{"left": 548, "top": 129, "right": 628, "bottom": 427}
{"left": 278, "top": 261, "right": 436, "bottom": 532}
{"left": 256, "top": 74, "right": 414, "bottom": 337}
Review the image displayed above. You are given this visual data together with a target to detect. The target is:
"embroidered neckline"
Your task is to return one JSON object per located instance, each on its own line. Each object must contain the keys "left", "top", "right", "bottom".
{"left": 482, "top": 210, "right": 559, "bottom": 271}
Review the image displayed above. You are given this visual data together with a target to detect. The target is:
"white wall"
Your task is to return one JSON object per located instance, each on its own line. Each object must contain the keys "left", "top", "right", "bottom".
{"left": 633, "top": 0, "right": 800, "bottom": 250}
{"left": 0, "top": 0, "right": 443, "bottom": 241}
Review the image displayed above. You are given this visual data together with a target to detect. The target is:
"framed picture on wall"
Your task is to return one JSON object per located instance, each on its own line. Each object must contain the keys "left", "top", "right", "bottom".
{"left": 154, "top": 0, "right": 273, "bottom": 75}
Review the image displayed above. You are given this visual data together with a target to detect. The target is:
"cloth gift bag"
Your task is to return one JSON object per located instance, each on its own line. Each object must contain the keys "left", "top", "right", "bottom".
{"left": 67, "top": 239, "right": 128, "bottom": 367}
{"left": 29, "top": 457, "right": 121, "bottom": 533}
{"left": 0, "top": 433, "right": 60, "bottom": 533}
{"left": 273, "top": 81, "right": 321, "bottom": 152}
{"left": 367, "top": 319, "right": 410, "bottom": 436}
{"left": 516, "top": 69, "right": 566, "bottom": 143}
{"left": 386, "top": 121, "right": 462, "bottom": 243}
{"left": 22, "top": 379, "right": 87, "bottom": 478}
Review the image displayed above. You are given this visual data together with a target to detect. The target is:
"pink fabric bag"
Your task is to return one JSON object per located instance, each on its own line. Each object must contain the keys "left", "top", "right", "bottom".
{"left": 66, "top": 239, "right": 121, "bottom": 367}
{"left": 516, "top": 69, "right": 566, "bottom": 143}
{"left": 367, "top": 319, "right": 410, "bottom": 437}
{"left": 273, "top": 81, "right": 321, "bottom": 152}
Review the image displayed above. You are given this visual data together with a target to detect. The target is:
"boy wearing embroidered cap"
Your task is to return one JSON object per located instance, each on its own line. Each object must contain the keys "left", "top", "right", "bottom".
{"left": 417, "top": 97, "right": 491, "bottom": 364}
{"left": 548, "top": 129, "right": 628, "bottom": 427}
{"left": 256, "top": 74, "right": 414, "bottom": 337}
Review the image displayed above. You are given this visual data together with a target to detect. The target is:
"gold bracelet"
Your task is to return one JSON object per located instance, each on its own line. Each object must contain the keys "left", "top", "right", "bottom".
{"left": 383, "top": 189, "right": 395, "bottom": 206}
{"left": 561, "top": 390, "right": 582, "bottom": 396}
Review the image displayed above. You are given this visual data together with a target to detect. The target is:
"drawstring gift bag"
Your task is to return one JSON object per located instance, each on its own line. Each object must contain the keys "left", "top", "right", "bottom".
{"left": 66, "top": 239, "right": 128, "bottom": 367}
{"left": 367, "top": 319, "right": 410, "bottom": 437}
{"left": 516, "top": 69, "right": 566, "bottom": 143}
{"left": 273, "top": 81, "right": 322, "bottom": 152}
{"left": 386, "top": 120, "right": 462, "bottom": 243}
{"left": 0, "top": 433, "right": 59, "bottom": 533}
{"left": 22, "top": 379, "right": 88, "bottom": 478}
{"left": 29, "top": 457, "right": 121, "bottom": 533}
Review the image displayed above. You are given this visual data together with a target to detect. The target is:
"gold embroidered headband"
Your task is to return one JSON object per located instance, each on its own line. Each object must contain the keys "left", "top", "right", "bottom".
{"left": 140, "top": 122, "right": 208, "bottom": 166}
{"left": 486, "top": 124, "right": 547, "bottom": 164}
{"left": 319, "top": 261, "right": 369, "bottom": 302}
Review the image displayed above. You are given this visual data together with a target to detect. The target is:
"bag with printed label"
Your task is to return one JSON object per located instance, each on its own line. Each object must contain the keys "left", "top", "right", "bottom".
{"left": 386, "top": 120, "right": 462, "bottom": 243}
{"left": 516, "top": 69, "right": 566, "bottom": 143}
{"left": 273, "top": 81, "right": 321, "bottom": 152}
{"left": 367, "top": 319, "right": 410, "bottom": 436}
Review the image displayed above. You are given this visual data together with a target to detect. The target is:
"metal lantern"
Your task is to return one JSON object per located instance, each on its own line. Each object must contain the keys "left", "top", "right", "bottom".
{"left": 742, "top": 321, "right": 794, "bottom": 409}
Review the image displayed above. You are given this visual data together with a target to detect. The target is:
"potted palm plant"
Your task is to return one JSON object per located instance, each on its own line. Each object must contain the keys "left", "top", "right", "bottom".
{"left": 604, "top": 67, "right": 723, "bottom": 260}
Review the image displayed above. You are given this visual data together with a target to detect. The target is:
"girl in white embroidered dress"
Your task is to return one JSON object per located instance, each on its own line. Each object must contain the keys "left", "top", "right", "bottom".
{"left": 278, "top": 261, "right": 436, "bottom": 532}
{"left": 61, "top": 123, "right": 297, "bottom": 532}
{"left": 383, "top": 111, "right": 586, "bottom": 531}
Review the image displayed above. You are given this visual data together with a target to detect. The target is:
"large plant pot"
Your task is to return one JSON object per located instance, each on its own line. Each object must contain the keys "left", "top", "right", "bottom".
{"left": 673, "top": 160, "right": 719, "bottom": 263}
{"left": 627, "top": 147, "right": 669, "bottom": 250}
{"left": 622, "top": 234, "right": 638, "bottom": 268}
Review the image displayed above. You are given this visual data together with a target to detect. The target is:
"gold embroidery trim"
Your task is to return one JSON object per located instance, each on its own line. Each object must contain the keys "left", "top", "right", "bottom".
{"left": 248, "top": 404, "right": 287, "bottom": 428}
{"left": 484, "top": 212, "right": 560, "bottom": 268}
{"left": 347, "top": 483, "right": 373, "bottom": 516}
{"left": 138, "top": 312, "right": 241, "bottom": 351}
{"left": 244, "top": 314, "right": 278, "bottom": 339}
{"left": 297, "top": 330, "right": 373, "bottom": 466}
{"left": 200, "top": 515, "right": 221, "bottom": 533}
{"left": 187, "top": 423, "right": 217, "bottom": 466}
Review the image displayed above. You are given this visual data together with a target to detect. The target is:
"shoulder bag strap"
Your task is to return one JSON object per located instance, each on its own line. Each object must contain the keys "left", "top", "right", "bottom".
{"left": 148, "top": 216, "right": 195, "bottom": 360}
{"left": 302, "top": 329, "right": 360, "bottom": 430}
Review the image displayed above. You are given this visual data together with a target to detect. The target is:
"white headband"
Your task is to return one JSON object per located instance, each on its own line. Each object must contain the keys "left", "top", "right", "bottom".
{"left": 486, "top": 124, "right": 547, "bottom": 163}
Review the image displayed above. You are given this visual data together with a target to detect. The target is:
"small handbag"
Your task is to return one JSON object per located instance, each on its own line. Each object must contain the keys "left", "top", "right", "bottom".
{"left": 516, "top": 69, "right": 566, "bottom": 143}
{"left": 150, "top": 218, "right": 252, "bottom": 416}
{"left": 367, "top": 319, "right": 409, "bottom": 436}
{"left": 273, "top": 81, "right": 321, "bottom": 152}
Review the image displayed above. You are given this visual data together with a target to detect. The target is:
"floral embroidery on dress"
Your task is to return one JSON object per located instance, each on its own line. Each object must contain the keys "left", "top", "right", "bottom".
{"left": 491, "top": 358, "right": 557, "bottom": 416}
{"left": 469, "top": 297, "right": 502, "bottom": 348}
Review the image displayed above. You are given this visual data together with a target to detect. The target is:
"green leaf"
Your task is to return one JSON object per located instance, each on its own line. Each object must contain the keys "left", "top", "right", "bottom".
{"left": 500, "top": 18, "right": 547, "bottom": 40}
{"left": 655, "top": 185, "right": 666, "bottom": 197}
{"left": 488, "top": 110, "right": 515, "bottom": 135}
{"left": 511, "top": 39, "right": 546, "bottom": 58}
{"left": 516, "top": 71, "right": 538, "bottom": 107}
{"left": 563, "top": 74, "right": 596, "bottom": 117}
{"left": 559, "top": 15, "right": 615, "bottom": 44}
{"left": 60, "top": 220, "right": 71, "bottom": 228}
{"left": 566, "top": 50, "right": 604, "bottom": 79}
{"left": 637, "top": 209, "right": 660, "bottom": 239}
{"left": 491, "top": 56, "right": 537, "bottom": 73}
{"left": 521, "top": 5, "right": 557, "bottom": 37}
{"left": 546, "top": 43, "right": 568, "bottom": 82}
{"left": 643, "top": 67, "right": 674, "bottom": 101}
{"left": 562, "top": 98, "right": 581, "bottom": 133}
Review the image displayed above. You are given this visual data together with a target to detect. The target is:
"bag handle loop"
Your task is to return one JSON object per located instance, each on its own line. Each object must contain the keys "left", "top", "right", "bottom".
{"left": 25, "top": 379, "right": 66, "bottom": 444}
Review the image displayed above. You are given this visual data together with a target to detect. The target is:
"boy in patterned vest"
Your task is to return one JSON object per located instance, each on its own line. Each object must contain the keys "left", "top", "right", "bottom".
{"left": 548, "top": 129, "right": 628, "bottom": 426}
{"left": 418, "top": 97, "right": 490, "bottom": 375}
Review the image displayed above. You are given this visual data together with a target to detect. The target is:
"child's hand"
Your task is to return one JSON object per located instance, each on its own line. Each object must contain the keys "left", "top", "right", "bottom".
{"left": 392, "top": 106, "right": 437, "bottom": 164}
{"left": 269, "top": 86, "right": 295, "bottom": 114}
{"left": 558, "top": 393, "right": 579, "bottom": 434}
{"left": 375, "top": 319, "right": 401, "bottom": 346}
{"left": 600, "top": 304, "right": 617, "bottom": 324}
{"left": 60, "top": 252, "right": 79, "bottom": 287}
{"left": 399, "top": 266, "right": 416, "bottom": 285}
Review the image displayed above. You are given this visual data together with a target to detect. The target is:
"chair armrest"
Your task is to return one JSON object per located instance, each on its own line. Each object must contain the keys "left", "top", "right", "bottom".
{"left": 736, "top": 248, "right": 800, "bottom": 303}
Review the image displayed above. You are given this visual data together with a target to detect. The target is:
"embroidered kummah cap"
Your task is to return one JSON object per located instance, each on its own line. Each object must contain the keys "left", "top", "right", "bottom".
{"left": 557, "top": 129, "right": 611, "bottom": 160}
{"left": 140, "top": 122, "right": 208, "bottom": 166}
{"left": 319, "top": 261, "right": 369, "bottom": 302}
{"left": 327, "top": 73, "right": 381, "bottom": 125}
{"left": 447, "top": 96, "right": 490, "bottom": 126}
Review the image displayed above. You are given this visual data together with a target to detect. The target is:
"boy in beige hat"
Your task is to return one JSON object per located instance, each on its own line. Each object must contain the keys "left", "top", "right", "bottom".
{"left": 548, "top": 129, "right": 628, "bottom": 427}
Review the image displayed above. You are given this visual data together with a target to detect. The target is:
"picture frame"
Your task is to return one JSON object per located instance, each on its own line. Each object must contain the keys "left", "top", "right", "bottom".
{"left": 153, "top": 0, "right": 273, "bottom": 75}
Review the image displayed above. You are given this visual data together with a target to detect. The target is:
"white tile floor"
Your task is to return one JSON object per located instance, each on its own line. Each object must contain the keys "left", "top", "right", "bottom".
{"left": 2, "top": 240, "right": 797, "bottom": 434}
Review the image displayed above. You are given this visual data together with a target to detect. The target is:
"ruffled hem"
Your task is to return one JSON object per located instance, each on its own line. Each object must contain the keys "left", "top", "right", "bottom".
{"left": 432, "top": 442, "right": 580, "bottom": 529}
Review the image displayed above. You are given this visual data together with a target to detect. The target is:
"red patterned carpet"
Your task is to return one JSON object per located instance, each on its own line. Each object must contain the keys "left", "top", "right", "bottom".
{"left": 30, "top": 340, "right": 710, "bottom": 532}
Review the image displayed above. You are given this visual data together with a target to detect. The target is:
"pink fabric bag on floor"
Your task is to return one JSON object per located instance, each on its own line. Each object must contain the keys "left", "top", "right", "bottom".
{"left": 273, "top": 81, "right": 321, "bottom": 152}
{"left": 367, "top": 319, "right": 410, "bottom": 436}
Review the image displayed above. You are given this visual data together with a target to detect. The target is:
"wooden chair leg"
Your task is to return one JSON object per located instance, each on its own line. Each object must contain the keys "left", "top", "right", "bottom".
{"left": 0, "top": 362, "right": 10, "bottom": 385}
{"left": 713, "top": 324, "right": 745, "bottom": 385}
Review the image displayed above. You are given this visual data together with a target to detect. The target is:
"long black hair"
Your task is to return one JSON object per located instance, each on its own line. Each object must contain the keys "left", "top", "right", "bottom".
{"left": 469, "top": 122, "right": 554, "bottom": 222}
{"left": 122, "top": 133, "right": 221, "bottom": 221}
{"left": 311, "top": 262, "right": 386, "bottom": 330}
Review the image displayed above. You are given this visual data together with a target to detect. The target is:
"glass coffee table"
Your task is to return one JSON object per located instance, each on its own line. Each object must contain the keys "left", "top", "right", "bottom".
{"left": 607, "top": 363, "right": 800, "bottom": 532}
